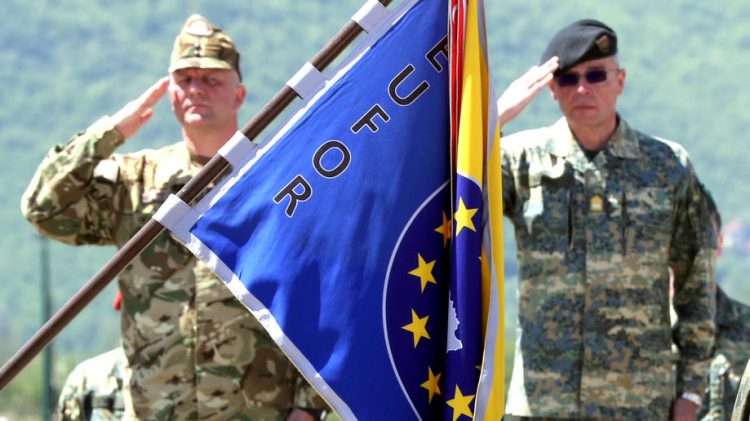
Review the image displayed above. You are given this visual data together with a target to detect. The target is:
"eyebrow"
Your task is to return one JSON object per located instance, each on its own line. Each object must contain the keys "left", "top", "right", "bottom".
{"left": 174, "top": 69, "right": 228, "bottom": 77}
{"left": 564, "top": 65, "right": 608, "bottom": 74}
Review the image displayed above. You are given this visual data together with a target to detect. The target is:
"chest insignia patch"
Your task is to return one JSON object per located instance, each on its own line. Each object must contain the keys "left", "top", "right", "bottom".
{"left": 590, "top": 195, "right": 604, "bottom": 213}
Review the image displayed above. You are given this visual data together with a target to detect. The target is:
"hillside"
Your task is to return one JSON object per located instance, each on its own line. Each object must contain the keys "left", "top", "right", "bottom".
{"left": 1, "top": 0, "right": 749, "bottom": 417}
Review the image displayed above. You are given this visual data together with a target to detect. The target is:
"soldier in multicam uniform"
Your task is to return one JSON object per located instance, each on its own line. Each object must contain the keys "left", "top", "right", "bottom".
{"left": 733, "top": 360, "right": 750, "bottom": 421}
{"left": 23, "top": 14, "right": 327, "bottom": 421}
{"left": 700, "top": 288, "right": 750, "bottom": 421}
{"left": 496, "top": 19, "right": 717, "bottom": 420}
{"left": 697, "top": 191, "right": 750, "bottom": 421}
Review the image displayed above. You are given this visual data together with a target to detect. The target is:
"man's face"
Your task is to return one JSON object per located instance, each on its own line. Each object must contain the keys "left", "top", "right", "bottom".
{"left": 168, "top": 67, "right": 246, "bottom": 128}
{"left": 549, "top": 56, "right": 625, "bottom": 129}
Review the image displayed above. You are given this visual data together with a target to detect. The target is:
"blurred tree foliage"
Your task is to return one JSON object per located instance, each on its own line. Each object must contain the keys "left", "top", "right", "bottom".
{"left": 0, "top": 0, "right": 748, "bottom": 416}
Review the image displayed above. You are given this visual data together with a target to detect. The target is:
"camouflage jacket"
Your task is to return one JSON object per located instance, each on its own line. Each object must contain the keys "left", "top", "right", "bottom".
{"left": 501, "top": 117, "right": 717, "bottom": 420}
{"left": 733, "top": 359, "right": 750, "bottom": 421}
{"left": 56, "top": 348, "right": 128, "bottom": 421}
{"left": 22, "top": 116, "right": 327, "bottom": 420}
{"left": 700, "top": 288, "right": 750, "bottom": 421}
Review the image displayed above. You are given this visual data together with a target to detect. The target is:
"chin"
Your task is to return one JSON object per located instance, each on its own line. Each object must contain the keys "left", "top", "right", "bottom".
{"left": 184, "top": 115, "right": 214, "bottom": 125}
{"left": 568, "top": 111, "right": 600, "bottom": 123}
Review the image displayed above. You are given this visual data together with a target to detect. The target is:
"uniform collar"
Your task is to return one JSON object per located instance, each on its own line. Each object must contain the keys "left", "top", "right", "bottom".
{"left": 607, "top": 117, "right": 640, "bottom": 159}
{"left": 183, "top": 143, "right": 210, "bottom": 167}
{"left": 189, "top": 152, "right": 211, "bottom": 166}
{"left": 550, "top": 115, "right": 640, "bottom": 160}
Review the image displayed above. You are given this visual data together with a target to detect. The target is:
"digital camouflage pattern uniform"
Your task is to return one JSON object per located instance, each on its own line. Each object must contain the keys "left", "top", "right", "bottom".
{"left": 56, "top": 348, "right": 128, "bottom": 421}
{"left": 22, "top": 116, "right": 327, "bottom": 420}
{"left": 501, "top": 117, "right": 717, "bottom": 420}
{"left": 699, "top": 288, "right": 750, "bottom": 421}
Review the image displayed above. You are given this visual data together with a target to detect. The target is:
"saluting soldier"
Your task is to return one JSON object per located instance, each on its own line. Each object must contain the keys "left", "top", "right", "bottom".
{"left": 23, "top": 14, "right": 327, "bottom": 420}
{"left": 496, "top": 19, "right": 717, "bottom": 420}
{"left": 696, "top": 190, "right": 750, "bottom": 421}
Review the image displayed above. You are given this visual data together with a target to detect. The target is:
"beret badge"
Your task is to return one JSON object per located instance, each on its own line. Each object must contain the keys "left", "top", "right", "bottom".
{"left": 596, "top": 35, "right": 611, "bottom": 54}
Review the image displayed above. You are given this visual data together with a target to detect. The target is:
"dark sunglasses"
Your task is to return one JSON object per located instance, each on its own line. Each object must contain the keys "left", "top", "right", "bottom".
{"left": 556, "top": 68, "right": 620, "bottom": 87}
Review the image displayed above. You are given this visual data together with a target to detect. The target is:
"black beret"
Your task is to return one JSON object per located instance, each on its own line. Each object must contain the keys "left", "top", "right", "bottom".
{"left": 540, "top": 19, "right": 618, "bottom": 74}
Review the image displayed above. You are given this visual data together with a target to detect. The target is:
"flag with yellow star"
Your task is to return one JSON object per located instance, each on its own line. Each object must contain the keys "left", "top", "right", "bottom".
{"left": 446, "top": 0, "right": 505, "bottom": 420}
{"left": 159, "top": 0, "right": 501, "bottom": 419}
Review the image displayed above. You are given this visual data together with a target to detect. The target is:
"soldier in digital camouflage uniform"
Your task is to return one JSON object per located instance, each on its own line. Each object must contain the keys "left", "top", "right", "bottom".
{"left": 496, "top": 19, "right": 717, "bottom": 420}
{"left": 55, "top": 347, "right": 129, "bottom": 421}
{"left": 23, "top": 14, "right": 327, "bottom": 421}
{"left": 55, "top": 292, "right": 132, "bottom": 420}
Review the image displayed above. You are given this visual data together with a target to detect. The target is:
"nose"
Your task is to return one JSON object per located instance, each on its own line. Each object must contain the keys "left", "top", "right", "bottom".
{"left": 575, "top": 82, "right": 592, "bottom": 95}
{"left": 186, "top": 78, "right": 205, "bottom": 96}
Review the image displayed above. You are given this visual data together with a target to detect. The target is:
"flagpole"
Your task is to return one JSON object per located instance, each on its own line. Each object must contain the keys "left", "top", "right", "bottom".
{"left": 40, "top": 235, "right": 54, "bottom": 420}
{"left": 0, "top": 0, "right": 392, "bottom": 392}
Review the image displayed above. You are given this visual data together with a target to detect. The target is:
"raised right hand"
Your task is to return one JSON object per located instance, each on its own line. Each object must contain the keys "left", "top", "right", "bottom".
{"left": 497, "top": 57, "right": 559, "bottom": 128}
{"left": 112, "top": 76, "right": 169, "bottom": 139}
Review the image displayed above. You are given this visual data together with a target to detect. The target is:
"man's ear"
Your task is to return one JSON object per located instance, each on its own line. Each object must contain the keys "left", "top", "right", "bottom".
{"left": 167, "top": 77, "right": 178, "bottom": 113}
{"left": 234, "top": 84, "right": 247, "bottom": 109}
{"left": 549, "top": 84, "right": 559, "bottom": 102}
{"left": 616, "top": 68, "right": 626, "bottom": 96}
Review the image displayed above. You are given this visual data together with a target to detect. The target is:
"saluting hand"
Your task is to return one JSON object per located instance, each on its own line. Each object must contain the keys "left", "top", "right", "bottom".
{"left": 112, "top": 76, "right": 170, "bottom": 139}
{"left": 497, "top": 56, "right": 559, "bottom": 127}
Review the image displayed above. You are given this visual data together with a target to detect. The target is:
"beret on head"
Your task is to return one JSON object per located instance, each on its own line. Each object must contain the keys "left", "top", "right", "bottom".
{"left": 540, "top": 19, "right": 617, "bottom": 74}
{"left": 169, "top": 14, "right": 242, "bottom": 80}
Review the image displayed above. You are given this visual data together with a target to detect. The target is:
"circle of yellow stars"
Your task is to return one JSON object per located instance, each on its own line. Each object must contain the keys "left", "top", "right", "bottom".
{"left": 399, "top": 195, "right": 478, "bottom": 420}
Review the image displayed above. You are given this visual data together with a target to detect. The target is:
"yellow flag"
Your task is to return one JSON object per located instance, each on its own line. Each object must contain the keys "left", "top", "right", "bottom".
{"left": 453, "top": 0, "right": 505, "bottom": 418}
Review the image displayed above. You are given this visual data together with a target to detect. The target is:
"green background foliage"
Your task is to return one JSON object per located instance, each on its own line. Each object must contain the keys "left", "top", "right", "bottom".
{"left": 0, "top": 0, "right": 748, "bottom": 417}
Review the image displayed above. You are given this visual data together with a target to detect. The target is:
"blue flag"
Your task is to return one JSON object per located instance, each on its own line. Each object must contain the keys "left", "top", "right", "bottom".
{"left": 159, "top": 0, "right": 497, "bottom": 418}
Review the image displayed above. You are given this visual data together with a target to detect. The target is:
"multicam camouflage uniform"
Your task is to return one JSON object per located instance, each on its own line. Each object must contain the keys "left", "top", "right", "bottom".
{"left": 501, "top": 117, "right": 717, "bottom": 420}
{"left": 733, "top": 360, "right": 750, "bottom": 421}
{"left": 56, "top": 348, "right": 128, "bottom": 421}
{"left": 699, "top": 288, "right": 750, "bottom": 421}
{"left": 22, "top": 117, "right": 327, "bottom": 420}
